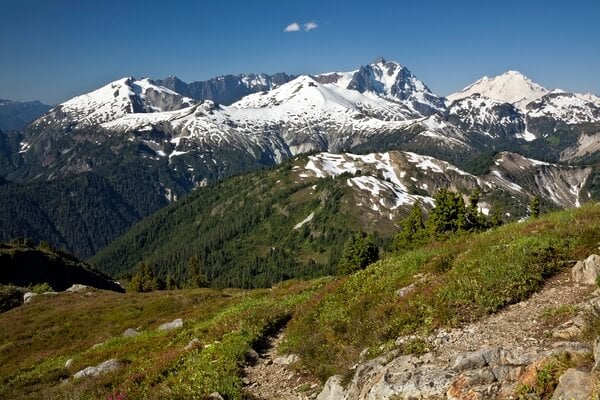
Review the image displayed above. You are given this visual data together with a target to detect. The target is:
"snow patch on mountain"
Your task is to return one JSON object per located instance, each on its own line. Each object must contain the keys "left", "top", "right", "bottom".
{"left": 527, "top": 92, "right": 600, "bottom": 124}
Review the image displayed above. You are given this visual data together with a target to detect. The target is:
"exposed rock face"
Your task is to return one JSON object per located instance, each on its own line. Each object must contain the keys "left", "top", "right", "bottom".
{"left": 571, "top": 254, "right": 600, "bottom": 285}
{"left": 73, "top": 359, "right": 121, "bottom": 379}
{"left": 157, "top": 318, "right": 183, "bottom": 331}
{"left": 550, "top": 368, "right": 594, "bottom": 400}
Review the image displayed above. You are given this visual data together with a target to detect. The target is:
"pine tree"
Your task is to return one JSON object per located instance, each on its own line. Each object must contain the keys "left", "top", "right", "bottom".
{"left": 128, "top": 262, "right": 160, "bottom": 292}
{"left": 530, "top": 195, "right": 540, "bottom": 218}
{"left": 187, "top": 256, "right": 209, "bottom": 288}
{"left": 392, "top": 201, "right": 428, "bottom": 252}
{"left": 427, "top": 189, "right": 467, "bottom": 235}
{"left": 337, "top": 232, "right": 379, "bottom": 275}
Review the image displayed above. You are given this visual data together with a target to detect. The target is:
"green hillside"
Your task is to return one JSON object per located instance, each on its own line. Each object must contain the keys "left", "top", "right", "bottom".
{"left": 0, "top": 241, "right": 122, "bottom": 292}
{"left": 90, "top": 157, "right": 397, "bottom": 288}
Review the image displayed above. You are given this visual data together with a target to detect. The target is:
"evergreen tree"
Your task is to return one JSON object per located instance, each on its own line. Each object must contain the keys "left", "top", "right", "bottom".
{"left": 490, "top": 207, "right": 503, "bottom": 227}
{"left": 392, "top": 201, "right": 428, "bottom": 252}
{"left": 427, "top": 189, "right": 467, "bottom": 235}
{"left": 530, "top": 195, "right": 540, "bottom": 218}
{"left": 128, "top": 262, "right": 160, "bottom": 292}
{"left": 337, "top": 232, "right": 379, "bottom": 275}
{"left": 187, "top": 256, "right": 209, "bottom": 288}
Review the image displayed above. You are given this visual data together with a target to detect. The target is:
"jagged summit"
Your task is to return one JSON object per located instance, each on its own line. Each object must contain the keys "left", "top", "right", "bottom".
{"left": 447, "top": 70, "right": 548, "bottom": 108}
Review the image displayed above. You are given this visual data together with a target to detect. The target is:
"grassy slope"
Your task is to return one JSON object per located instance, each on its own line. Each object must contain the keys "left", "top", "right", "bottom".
{"left": 282, "top": 204, "right": 600, "bottom": 380}
{"left": 3, "top": 205, "right": 600, "bottom": 398}
{"left": 0, "top": 279, "right": 326, "bottom": 400}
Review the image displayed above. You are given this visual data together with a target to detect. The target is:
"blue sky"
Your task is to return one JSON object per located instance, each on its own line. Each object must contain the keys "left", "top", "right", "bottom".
{"left": 1, "top": 0, "right": 598, "bottom": 104}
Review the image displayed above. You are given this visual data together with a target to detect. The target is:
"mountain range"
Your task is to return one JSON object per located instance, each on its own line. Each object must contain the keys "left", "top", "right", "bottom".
{"left": 0, "top": 99, "right": 51, "bottom": 132}
{"left": 1, "top": 57, "right": 599, "bottom": 267}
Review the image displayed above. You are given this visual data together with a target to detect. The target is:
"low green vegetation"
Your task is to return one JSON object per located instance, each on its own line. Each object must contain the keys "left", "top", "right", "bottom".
{"left": 0, "top": 279, "right": 325, "bottom": 399}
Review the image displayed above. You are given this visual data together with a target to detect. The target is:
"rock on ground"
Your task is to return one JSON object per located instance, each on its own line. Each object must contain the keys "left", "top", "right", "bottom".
{"left": 122, "top": 328, "right": 141, "bottom": 337}
{"left": 23, "top": 292, "right": 37, "bottom": 303}
{"left": 158, "top": 318, "right": 183, "bottom": 331}
{"left": 551, "top": 368, "right": 594, "bottom": 400}
{"left": 185, "top": 338, "right": 202, "bottom": 351}
{"left": 66, "top": 284, "right": 91, "bottom": 293}
{"left": 571, "top": 254, "right": 600, "bottom": 285}
{"left": 73, "top": 359, "right": 121, "bottom": 379}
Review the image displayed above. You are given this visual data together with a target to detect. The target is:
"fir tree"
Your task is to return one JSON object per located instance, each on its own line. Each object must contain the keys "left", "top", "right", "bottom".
{"left": 128, "top": 262, "right": 160, "bottom": 292}
{"left": 530, "top": 195, "right": 540, "bottom": 218}
{"left": 392, "top": 201, "right": 428, "bottom": 252}
{"left": 187, "top": 256, "right": 209, "bottom": 288}
{"left": 337, "top": 232, "right": 379, "bottom": 275}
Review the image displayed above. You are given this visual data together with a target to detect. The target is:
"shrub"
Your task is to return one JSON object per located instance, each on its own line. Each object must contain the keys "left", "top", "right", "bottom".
{"left": 0, "top": 284, "right": 24, "bottom": 312}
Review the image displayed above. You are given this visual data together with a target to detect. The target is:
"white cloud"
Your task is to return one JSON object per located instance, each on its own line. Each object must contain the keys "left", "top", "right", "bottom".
{"left": 303, "top": 21, "right": 318, "bottom": 31}
{"left": 284, "top": 22, "right": 301, "bottom": 32}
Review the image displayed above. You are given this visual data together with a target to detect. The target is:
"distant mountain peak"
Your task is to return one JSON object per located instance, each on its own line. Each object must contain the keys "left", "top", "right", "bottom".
{"left": 448, "top": 70, "right": 548, "bottom": 107}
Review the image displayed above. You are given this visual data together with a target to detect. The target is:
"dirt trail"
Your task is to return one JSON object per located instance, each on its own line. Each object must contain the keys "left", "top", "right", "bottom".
{"left": 243, "top": 331, "right": 321, "bottom": 400}
{"left": 431, "top": 270, "right": 595, "bottom": 363}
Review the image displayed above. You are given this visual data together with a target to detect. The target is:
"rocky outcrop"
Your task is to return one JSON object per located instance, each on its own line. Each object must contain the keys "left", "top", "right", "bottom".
{"left": 572, "top": 254, "right": 600, "bottom": 285}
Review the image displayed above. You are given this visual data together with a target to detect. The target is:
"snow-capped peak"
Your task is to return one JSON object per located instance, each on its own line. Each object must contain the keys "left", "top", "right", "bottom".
{"left": 447, "top": 70, "right": 548, "bottom": 108}
{"left": 345, "top": 58, "right": 446, "bottom": 116}
{"left": 43, "top": 77, "right": 196, "bottom": 127}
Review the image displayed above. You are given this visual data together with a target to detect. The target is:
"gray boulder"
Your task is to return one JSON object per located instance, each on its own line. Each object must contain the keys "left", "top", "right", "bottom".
{"left": 73, "top": 359, "right": 121, "bottom": 379}
{"left": 122, "top": 328, "right": 141, "bottom": 337}
{"left": 23, "top": 292, "right": 37, "bottom": 303}
{"left": 571, "top": 254, "right": 600, "bottom": 285}
{"left": 317, "top": 375, "right": 347, "bottom": 400}
{"left": 65, "top": 359, "right": 73, "bottom": 368}
{"left": 66, "top": 284, "right": 91, "bottom": 293}
{"left": 273, "top": 354, "right": 299, "bottom": 365}
{"left": 551, "top": 368, "right": 593, "bottom": 400}
{"left": 158, "top": 318, "right": 183, "bottom": 331}
{"left": 184, "top": 338, "right": 202, "bottom": 351}
{"left": 395, "top": 283, "right": 416, "bottom": 298}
